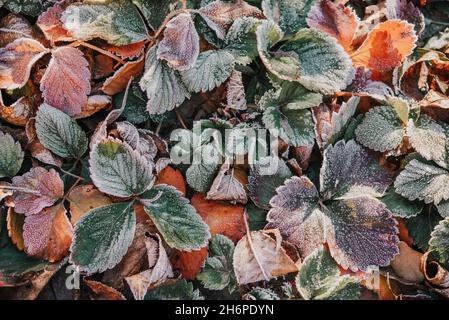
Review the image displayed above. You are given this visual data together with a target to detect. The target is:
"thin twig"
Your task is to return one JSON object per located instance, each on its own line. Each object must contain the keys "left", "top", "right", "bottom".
{"left": 62, "top": 177, "right": 83, "bottom": 203}
{"left": 68, "top": 41, "right": 125, "bottom": 65}
{"left": 59, "top": 167, "right": 86, "bottom": 182}
{"left": 175, "top": 110, "right": 189, "bottom": 130}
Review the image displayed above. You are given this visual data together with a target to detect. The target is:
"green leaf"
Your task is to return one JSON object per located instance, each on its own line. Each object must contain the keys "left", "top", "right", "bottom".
{"left": 145, "top": 279, "right": 204, "bottom": 300}
{"left": 247, "top": 204, "right": 268, "bottom": 231}
{"left": 279, "top": 28, "right": 354, "bottom": 94}
{"left": 4, "top": 0, "right": 45, "bottom": 16}
{"left": 296, "top": 247, "right": 362, "bottom": 300}
{"left": 61, "top": 0, "right": 148, "bottom": 46}
{"left": 35, "top": 104, "right": 88, "bottom": 159}
{"left": 89, "top": 139, "right": 155, "bottom": 197}
{"left": 436, "top": 200, "right": 449, "bottom": 218}
{"left": 197, "top": 235, "right": 236, "bottom": 293}
{"left": 394, "top": 159, "right": 449, "bottom": 205}
{"left": 262, "top": 0, "right": 315, "bottom": 36}
{"left": 0, "top": 131, "right": 24, "bottom": 178}
{"left": 180, "top": 50, "right": 235, "bottom": 93}
{"left": 225, "top": 17, "right": 261, "bottom": 65}
{"left": 406, "top": 210, "right": 442, "bottom": 251}
{"left": 113, "top": 79, "right": 150, "bottom": 125}
{"left": 256, "top": 20, "right": 301, "bottom": 81}
{"left": 142, "top": 184, "right": 210, "bottom": 251}
{"left": 69, "top": 201, "right": 136, "bottom": 273}
{"left": 140, "top": 46, "right": 190, "bottom": 115}
{"left": 381, "top": 189, "right": 423, "bottom": 218}
{"left": 262, "top": 107, "right": 315, "bottom": 147}
{"left": 186, "top": 163, "right": 218, "bottom": 193}
{"left": 429, "top": 218, "right": 449, "bottom": 267}
{"left": 244, "top": 287, "right": 280, "bottom": 300}
{"left": 355, "top": 106, "right": 406, "bottom": 152}
{"left": 131, "top": 0, "right": 177, "bottom": 31}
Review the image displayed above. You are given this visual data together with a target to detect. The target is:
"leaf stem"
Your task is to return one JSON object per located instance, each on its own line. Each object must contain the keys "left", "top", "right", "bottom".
{"left": 68, "top": 41, "right": 125, "bottom": 65}
{"left": 175, "top": 110, "right": 189, "bottom": 130}
{"left": 153, "top": 8, "right": 198, "bottom": 39}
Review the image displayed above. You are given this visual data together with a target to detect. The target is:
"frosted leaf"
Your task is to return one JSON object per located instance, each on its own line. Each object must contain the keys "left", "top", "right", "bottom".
{"left": 140, "top": 46, "right": 190, "bottom": 115}
{"left": 117, "top": 123, "right": 158, "bottom": 164}
{"left": 256, "top": 20, "right": 301, "bottom": 82}
{"left": 394, "top": 159, "right": 449, "bottom": 205}
{"left": 296, "top": 246, "right": 362, "bottom": 300}
{"left": 142, "top": 184, "right": 211, "bottom": 251}
{"left": 0, "top": 131, "right": 24, "bottom": 178}
{"left": 312, "top": 96, "right": 359, "bottom": 150}
{"left": 248, "top": 157, "right": 292, "bottom": 210}
{"left": 206, "top": 163, "right": 247, "bottom": 204}
{"left": 125, "top": 234, "right": 174, "bottom": 300}
{"left": 67, "top": 185, "right": 112, "bottom": 225}
{"left": 102, "top": 57, "right": 145, "bottom": 96}
{"left": 186, "top": 163, "right": 218, "bottom": 193}
{"left": 381, "top": 189, "right": 423, "bottom": 218}
{"left": 262, "top": 0, "right": 315, "bottom": 36}
{"left": 429, "top": 218, "right": 449, "bottom": 266}
{"left": 436, "top": 201, "right": 449, "bottom": 218}
{"left": 198, "top": 0, "right": 263, "bottom": 40}
{"left": 12, "top": 167, "right": 64, "bottom": 216}
{"left": 180, "top": 50, "right": 235, "bottom": 93}
{"left": 262, "top": 107, "right": 315, "bottom": 147}
{"left": 349, "top": 67, "right": 394, "bottom": 99}
{"left": 116, "top": 121, "right": 139, "bottom": 149}
{"left": 244, "top": 287, "right": 280, "bottom": 300}
{"left": 35, "top": 104, "right": 88, "bottom": 159}
{"left": 226, "top": 70, "right": 247, "bottom": 110}
{"left": 320, "top": 140, "right": 392, "bottom": 201}
{"left": 40, "top": 47, "right": 91, "bottom": 116}
{"left": 61, "top": 0, "right": 148, "bottom": 46}
{"left": 259, "top": 81, "right": 323, "bottom": 111}
{"left": 233, "top": 229, "right": 298, "bottom": 285}
{"left": 306, "top": 0, "right": 358, "bottom": 51}
{"left": 407, "top": 115, "right": 448, "bottom": 166}
{"left": 280, "top": 28, "right": 355, "bottom": 94}
{"left": 37, "top": 0, "right": 73, "bottom": 43}
{"left": 386, "top": 0, "right": 425, "bottom": 35}
{"left": 3, "top": 0, "right": 46, "bottom": 17}
{"left": 196, "top": 234, "right": 236, "bottom": 293}
{"left": 157, "top": 13, "right": 199, "bottom": 71}
{"left": 23, "top": 204, "right": 73, "bottom": 262}
{"left": 323, "top": 196, "right": 399, "bottom": 272}
{"left": 69, "top": 201, "right": 136, "bottom": 274}
{"left": 144, "top": 279, "right": 204, "bottom": 300}
{"left": 225, "top": 17, "right": 261, "bottom": 65}
{"left": 351, "top": 21, "right": 417, "bottom": 72}
{"left": 0, "top": 38, "right": 49, "bottom": 90}
{"left": 355, "top": 106, "right": 405, "bottom": 152}
{"left": 89, "top": 139, "right": 155, "bottom": 197}
{"left": 131, "top": 0, "right": 177, "bottom": 31}
{"left": 266, "top": 176, "right": 325, "bottom": 258}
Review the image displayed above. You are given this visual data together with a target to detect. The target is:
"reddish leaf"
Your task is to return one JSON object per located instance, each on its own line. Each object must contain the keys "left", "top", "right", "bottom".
{"left": 155, "top": 166, "right": 186, "bottom": 196}
{"left": 40, "top": 46, "right": 91, "bottom": 116}
{"left": 171, "top": 247, "right": 208, "bottom": 280}
{"left": 37, "top": 0, "right": 73, "bottom": 43}
{"left": 23, "top": 204, "right": 73, "bottom": 262}
{"left": 85, "top": 280, "right": 126, "bottom": 300}
{"left": 0, "top": 38, "right": 49, "bottom": 90}
{"left": 107, "top": 41, "right": 145, "bottom": 59}
{"left": 101, "top": 57, "right": 144, "bottom": 96}
{"left": 11, "top": 167, "right": 64, "bottom": 215}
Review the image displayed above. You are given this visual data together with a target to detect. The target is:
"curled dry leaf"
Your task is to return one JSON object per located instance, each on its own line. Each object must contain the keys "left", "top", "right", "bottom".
{"left": 0, "top": 92, "right": 37, "bottom": 127}
{"left": 206, "top": 163, "right": 248, "bottom": 204}
{"left": 233, "top": 229, "right": 298, "bottom": 285}
{"left": 390, "top": 241, "right": 424, "bottom": 283}
{"left": 7, "top": 208, "right": 25, "bottom": 251}
{"left": 84, "top": 280, "right": 126, "bottom": 300}
{"left": 74, "top": 95, "right": 111, "bottom": 119}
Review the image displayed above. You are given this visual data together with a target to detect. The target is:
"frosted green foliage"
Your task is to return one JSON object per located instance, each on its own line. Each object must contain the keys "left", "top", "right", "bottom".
{"left": 0, "top": 131, "right": 24, "bottom": 178}
{"left": 89, "top": 139, "right": 155, "bottom": 198}
{"left": 225, "top": 17, "right": 261, "bottom": 65}
{"left": 35, "top": 104, "right": 88, "bottom": 159}
{"left": 131, "top": 0, "right": 177, "bottom": 30}
{"left": 406, "top": 210, "right": 442, "bottom": 251}
{"left": 280, "top": 28, "right": 355, "bottom": 94}
{"left": 313, "top": 96, "right": 359, "bottom": 150}
{"left": 256, "top": 20, "right": 301, "bottom": 81}
{"left": 394, "top": 159, "right": 449, "bottom": 205}
{"left": 3, "top": 0, "right": 46, "bottom": 16}
{"left": 186, "top": 163, "right": 218, "bottom": 193}
{"left": 381, "top": 189, "right": 423, "bottom": 218}
{"left": 436, "top": 200, "right": 449, "bottom": 218}
{"left": 262, "top": 107, "right": 315, "bottom": 147}
{"left": 114, "top": 79, "right": 150, "bottom": 125}
{"left": 296, "top": 247, "right": 362, "bottom": 300}
{"left": 180, "top": 50, "right": 235, "bottom": 93}
{"left": 355, "top": 106, "right": 405, "bottom": 152}
{"left": 70, "top": 201, "right": 136, "bottom": 273}
{"left": 142, "top": 185, "right": 210, "bottom": 251}
{"left": 266, "top": 176, "right": 325, "bottom": 258}
{"left": 140, "top": 47, "right": 190, "bottom": 115}
{"left": 245, "top": 287, "right": 280, "bottom": 300}
{"left": 61, "top": 0, "right": 148, "bottom": 46}
{"left": 259, "top": 81, "right": 323, "bottom": 111}
{"left": 323, "top": 197, "right": 399, "bottom": 272}
{"left": 262, "top": 0, "right": 316, "bottom": 36}
{"left": 145, "top": 280, "right": 204, "bottom": 300}
{"left": 247, "top": 157, "right": 292, "bottom": 210}
{"left": 320, "top": 140, "right": 392, "bottom": 200}
{"left": 429, "top": 218, "right": 449, "bottom": 267}
{"left": 196, "top": 235, "right": 236, "bottom": 293}
{"left": 407, "top": 115, "right": 448, "bottom": 168}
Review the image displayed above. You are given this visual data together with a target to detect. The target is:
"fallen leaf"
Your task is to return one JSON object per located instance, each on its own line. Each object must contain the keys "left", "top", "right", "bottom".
{"left": 171, "top": 247, "right": 208, "bottom": 280}
{"left": 391, "top": 241, "right": 424, "bottom": 283}
{"left": 67, "top": 185, "right": 112, "bottom": 225}
{"left": 85, "top": 280, "right": 126, "bottom": 300}
{"left": 155, "top": 166, "right": 186, "bottom": 196}
{"left": 101, "top": 57, "right": 144, "bottom": 96}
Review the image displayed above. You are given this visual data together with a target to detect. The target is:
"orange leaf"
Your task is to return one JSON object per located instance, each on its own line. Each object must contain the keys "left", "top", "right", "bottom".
{"left": 37, "top": 0, "right": 73, "bottom": 43}
{"left": 84, "top": 280, "right": 126, "bottom": 300}
{"left": 0, "top": 38, "right": 49, "bottom": 90}
{"left": 191, "top": 193, "right": 246, "bottom": 243}
{"left": 107, "top": 41, "right": 145, "bottom": 59}
{"left": 40, "top": 46, "right": 91, "bottom": 116}
{"left": 67, "top": 185, "right": 112, "bottom": 225}
{"left": 351, "top": 20, "right": 417, "bottom": 72}
{"left": 156, "top": 166, "right": 186, "bottom": 196}
{"left": 171, "top": 247, "right": 208, "bottom": 280}
{"left": 101, "top": 57, "right": 144, "bottom": 96}
{"left": 7, "top": 208, "right": 25, "bottom": 251}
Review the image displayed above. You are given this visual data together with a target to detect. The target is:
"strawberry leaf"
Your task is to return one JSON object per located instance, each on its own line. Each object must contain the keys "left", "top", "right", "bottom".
{"left": 0, "top": 131, "right": 24, "bottom": 178}
{"left": 429, "top": 218, "right": 449, "bottom": 267}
